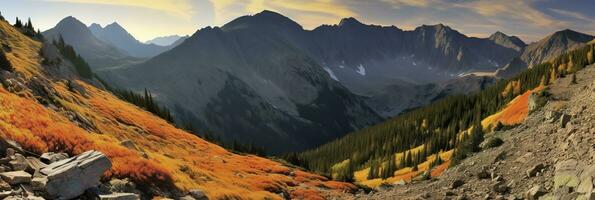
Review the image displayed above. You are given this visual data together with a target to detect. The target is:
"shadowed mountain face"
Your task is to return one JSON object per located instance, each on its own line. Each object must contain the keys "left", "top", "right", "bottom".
{"left": 100, "top": 11, "right": 527, "bottom": 153}
{"left": 496, "top": 29, "right": 594, "bottom": 77}
{"left": 88, "top": 23, "right": 176, "bottom": 58}
{"left": 42, "top": 17, "right": 139, "bottom": 70}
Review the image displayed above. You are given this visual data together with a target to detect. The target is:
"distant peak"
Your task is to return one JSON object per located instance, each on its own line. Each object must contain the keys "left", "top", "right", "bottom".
{"left": 56, "top": 16, "right": 86, "bottom": 28}
{"left": 105, "top": 22, "right": 124, "bottom": 29}
{"left": 338, "top": 17, "right": 364, "bottom": 27}
{"left": 89, "top": 23, "right": 102, "bottom": 29}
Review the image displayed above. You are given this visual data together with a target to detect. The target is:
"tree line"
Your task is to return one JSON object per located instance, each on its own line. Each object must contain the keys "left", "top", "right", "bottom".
{"left": 291, "top": 42, "right": 595, "bottom": 182}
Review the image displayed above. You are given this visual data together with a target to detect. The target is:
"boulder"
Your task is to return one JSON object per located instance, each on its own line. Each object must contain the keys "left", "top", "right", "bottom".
{"left": 526, "top": 164, "right": 545, "bottom": 177}
{"left": 98, "top": 193, "right": 139, "bottom": 200}
{"left": 40, "top": 152, "right": 69, "bottom": 164}
{"left": 0, "top": 170, "right": 31, "bottom": 185}
{"left": 40, "top": 150, "right": 112, "bottom": 199}
{"left": 525, "top": 185, "right": 546, "bottom": 200}
{"left": 480, "top": 137, "right": 504, "bottom": 149}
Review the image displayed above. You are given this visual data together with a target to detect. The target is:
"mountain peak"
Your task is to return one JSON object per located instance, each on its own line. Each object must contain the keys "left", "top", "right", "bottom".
{"left": 338, "top": 17, "right": 364, "bottom": 27}
{"left": 57, "top": 16, "right": 84, "bottom": 26}
{"left": 222, "top": 10, "right": 302, "bottom": 31}
{"left": 546, "top": 29, "right": 594, "bottom": 43}
{"left": 89, "top": 23, "right": 102, "bottom": 29}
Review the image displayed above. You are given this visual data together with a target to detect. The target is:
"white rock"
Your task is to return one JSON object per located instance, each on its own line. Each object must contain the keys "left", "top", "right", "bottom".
{"left": 40, "top": 150, "right": 111, "bottom": 199}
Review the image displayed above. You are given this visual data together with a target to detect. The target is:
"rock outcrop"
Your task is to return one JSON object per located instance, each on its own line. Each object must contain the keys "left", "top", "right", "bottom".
{"left": 40, "top": 150, "right": 112, "bottom": 199}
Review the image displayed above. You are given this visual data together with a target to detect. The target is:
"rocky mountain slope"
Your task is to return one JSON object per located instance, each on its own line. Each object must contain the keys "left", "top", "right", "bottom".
{"left": 354, "top": 64, "right": 595, "bottom": 200}
{"left": 88, "top": 22, "right": 177, "bottom": 58}
{"left": 0, "top": 17, "right": 354, "bottom": 199}
{"left": 100, "top": 11, "right": 525, "bottom": 152}
{"left": 497, "top": 29, "right": 594, "bottom": 78}
{"left": 42, "top": 17, "right": 142, "bottom": 70}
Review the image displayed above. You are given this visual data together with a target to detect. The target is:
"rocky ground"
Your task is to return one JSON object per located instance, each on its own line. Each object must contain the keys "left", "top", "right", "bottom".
{"left": 0, "top": 139, "right": 208, "bottom": 200}
{"left": 349, "top": 65, "right": 595, "bottom": 200}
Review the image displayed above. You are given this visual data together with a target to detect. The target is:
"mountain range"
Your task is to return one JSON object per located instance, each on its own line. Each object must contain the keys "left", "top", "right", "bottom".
{"left": 96, "top": 10, "right": 594, "bottom": 154}
{"left": 42, "top": 11, "right": 594, "bottom": 154}
{"left": 42, "top": 17, "right": 185, "bottom": 70}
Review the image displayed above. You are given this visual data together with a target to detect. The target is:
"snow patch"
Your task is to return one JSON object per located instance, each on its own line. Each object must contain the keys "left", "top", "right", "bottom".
{"left": 338, "top": 65, "right": 345, "bottom": 69}
{"left": 412, "top": 61, "right": 417, "bottom": 66}
{"left": 356, "top": 64, "right": 366, "bottom": 76}
{"left": 323, "top": 67, "right": 340, "bottom": 81}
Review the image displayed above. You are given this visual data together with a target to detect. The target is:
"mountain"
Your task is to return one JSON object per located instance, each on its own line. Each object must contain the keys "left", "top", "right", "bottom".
{"left": 42, "top": 17, "right": 139, "bottom": 70}
{"left": 99, "top": 11, "right": 531, "bottom": 151}
{"left": 0, "top": 17, "right": 352, "bottom": 199}
{"left": 488, "top": 31, "right": 526, "bottom": 51}
{"left": 88, "top": 22, "right": 176, "bottom": 57}
{"left": 497, "top": 29, "right": 594, "bottom": 77}
{"left": 101, "top": 11, "right": 381, "bottom": 154}
{"left": 146, "top": 35, "right": 186, "bottom": 46}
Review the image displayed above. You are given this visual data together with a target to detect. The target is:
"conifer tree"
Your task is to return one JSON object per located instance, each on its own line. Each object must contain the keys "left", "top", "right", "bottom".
{"left": 14, "top": 17, "right": 22, "bottom": 28}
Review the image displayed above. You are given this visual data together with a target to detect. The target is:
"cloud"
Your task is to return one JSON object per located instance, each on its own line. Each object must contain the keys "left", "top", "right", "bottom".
{"left": 41, "top": 0, "right": 196, "bottom": 20}
{"left": 548, "top": 8, "right": 592, "bottom": 22}
{"left": 209, "top": 0, "right": 356, "bottom": 28}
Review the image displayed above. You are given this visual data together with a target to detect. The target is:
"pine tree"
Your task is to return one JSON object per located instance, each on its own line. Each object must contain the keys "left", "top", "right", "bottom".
{"left": 571, "top": 73, "right": 577, "bottom": 84}
{"left": 14, "top": 17, "right": 22, "bottom": 28}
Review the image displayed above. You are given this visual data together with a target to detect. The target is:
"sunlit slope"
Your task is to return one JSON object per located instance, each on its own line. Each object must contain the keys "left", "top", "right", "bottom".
{"left": 0, "top": 19, "right": 352, "bottom": 199}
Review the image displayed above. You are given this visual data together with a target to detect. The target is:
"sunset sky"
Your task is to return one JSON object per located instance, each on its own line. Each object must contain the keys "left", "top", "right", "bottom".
{"left": 3, "top": 0, "right": 594, "bottom": 42}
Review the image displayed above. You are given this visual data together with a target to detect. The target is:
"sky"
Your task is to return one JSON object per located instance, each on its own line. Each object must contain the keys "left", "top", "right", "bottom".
{"left": 2, "top": 0, "right": 594, "bottom": 42}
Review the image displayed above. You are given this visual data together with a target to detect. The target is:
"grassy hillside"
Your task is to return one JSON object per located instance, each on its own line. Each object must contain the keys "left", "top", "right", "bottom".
{"left": 295, "top": 39, "right": 595, "bottom": 187}
{"left": 0, "top": 18, "right": 354, "bottom": 199}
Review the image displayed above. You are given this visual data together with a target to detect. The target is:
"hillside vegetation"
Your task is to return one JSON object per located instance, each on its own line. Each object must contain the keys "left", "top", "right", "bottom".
{"left": 295, "top": 39, "right": 595, "bottom": 186}
{"left": 0, "top": 18, "right": 353, "bottom": 199}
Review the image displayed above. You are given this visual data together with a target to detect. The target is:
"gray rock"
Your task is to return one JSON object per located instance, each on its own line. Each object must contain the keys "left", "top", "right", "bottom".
{"left": 526, "top": 164, "right": 545, "bottom": 177}
{"left": 31, "top": 177, "right": 48, "bottom": 191}
{"left": 40, "top": 152, "right": 69, "bottom": 164}
{"left": 0, "top": 170, "right": 32, "bottom": 185}
{"left": 188, "top": 189, "right": 208, "bottom": 200}
{"left": 40, "top": 150, "right": 112, "bottom": 200}
{"left": 525, "top": 185, "right": 546, "bottom": 200}
{"left": 98, "top": 193, "right": 139, "bottom": 200}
